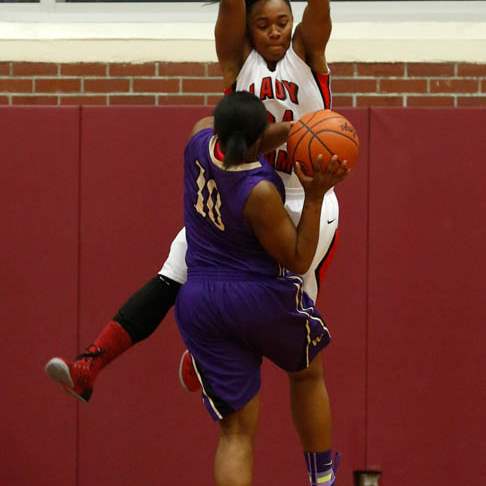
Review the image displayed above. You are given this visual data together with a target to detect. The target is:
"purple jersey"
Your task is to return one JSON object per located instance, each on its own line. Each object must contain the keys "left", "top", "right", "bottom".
{"left": 184, "top": 128, "right": 285, "bottom": 279}
{"left": 177, "top": 127, "right": 331, "bottom": 421}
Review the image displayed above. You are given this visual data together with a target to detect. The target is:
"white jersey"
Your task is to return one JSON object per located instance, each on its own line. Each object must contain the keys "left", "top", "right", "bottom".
{"left": 235, "top": 44, "right": 332, "bottom": 192}
{"left": 161, "top": 45, "right": 338, "bottom": 301}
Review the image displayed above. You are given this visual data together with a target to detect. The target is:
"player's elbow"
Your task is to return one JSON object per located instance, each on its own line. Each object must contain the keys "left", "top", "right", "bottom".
{"left": 276, "top": 248, "right": 313, "bottom": 274}
{"left": 284, "top": 259, "right": 311, "bottom": 275}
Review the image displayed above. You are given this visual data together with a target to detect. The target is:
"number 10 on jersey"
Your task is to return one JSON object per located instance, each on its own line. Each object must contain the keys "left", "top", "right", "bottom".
{"left": 193, "top": 160, "right": 225, "bottom": 231}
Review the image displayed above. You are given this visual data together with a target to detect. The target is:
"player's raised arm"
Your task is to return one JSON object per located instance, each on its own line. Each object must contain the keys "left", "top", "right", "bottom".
{"left": 292, "top": 0, "right": 332, "bottom": 73}
{"left": 244, "top": 155, "right": 348, "bottom": 275}
{"left": 215, "top": 0, "right": 252, "bottom": 88}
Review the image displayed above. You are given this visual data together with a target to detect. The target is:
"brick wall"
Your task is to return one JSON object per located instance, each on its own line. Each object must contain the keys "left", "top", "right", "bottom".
{"left": 1, "top": 61, "right": 485, "bottom": 107}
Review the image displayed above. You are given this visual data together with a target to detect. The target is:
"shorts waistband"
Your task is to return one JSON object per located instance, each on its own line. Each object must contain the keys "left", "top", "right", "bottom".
{"left": 188, "top": 269, "right": 277, "bottom": 281}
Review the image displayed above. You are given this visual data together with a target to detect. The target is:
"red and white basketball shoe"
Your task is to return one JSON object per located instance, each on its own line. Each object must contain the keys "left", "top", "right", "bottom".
{"left": 45, "top": 345, "right": 104, "bottom": 403}
{"left": 178, "top": 350, "right": 201, "bottom": 392}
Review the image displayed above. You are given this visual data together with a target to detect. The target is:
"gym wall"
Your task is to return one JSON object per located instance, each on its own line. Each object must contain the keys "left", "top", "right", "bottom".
{"left": 1, "top": 106, "right": 485, "bottom": 486}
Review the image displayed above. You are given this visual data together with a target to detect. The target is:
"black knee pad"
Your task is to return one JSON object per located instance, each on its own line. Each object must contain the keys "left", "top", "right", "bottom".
{"left": 114, "top": 275, "right": 181, "bottom": 343}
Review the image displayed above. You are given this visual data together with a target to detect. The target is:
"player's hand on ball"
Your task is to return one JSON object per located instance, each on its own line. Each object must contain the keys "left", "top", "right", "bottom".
{"left": 324, "top": 154, "right": 350, "bottom": 184}
{"left": 295, "top": 154, "right": 350, "bottom": 200}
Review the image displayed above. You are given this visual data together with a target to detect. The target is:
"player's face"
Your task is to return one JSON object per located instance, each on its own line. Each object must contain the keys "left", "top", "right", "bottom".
{"left": 248, "top": 0, "right": 293, "bottom": 66}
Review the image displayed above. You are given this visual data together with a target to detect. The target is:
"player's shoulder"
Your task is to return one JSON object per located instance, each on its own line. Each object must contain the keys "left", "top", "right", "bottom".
{"left": 186, "top": 123, "right": 213, "bottom": 154}
{"left": 248, "top": 179, "right": 282, "bottom": 206}
{"left": 184, "top": 126, "right": 214, "bottom": 167}
{"left": 189, "top": 116, "right": 213, "bottom": 140}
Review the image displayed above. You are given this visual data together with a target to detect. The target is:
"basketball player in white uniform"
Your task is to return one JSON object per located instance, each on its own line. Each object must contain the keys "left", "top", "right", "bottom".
{"left": 164, "top": 0, "right": 337, "bottom": 303}
{"left": 170, "top": 2, "right": 340, "bottom": 484}
{"left": 46, "top": 4, "right": 339, "bottom": 479}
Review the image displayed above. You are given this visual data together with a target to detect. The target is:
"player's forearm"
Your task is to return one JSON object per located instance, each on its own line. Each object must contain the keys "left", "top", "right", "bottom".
{"left": 220, "top": 0, "right": 244, "bottom": 6}
{"left": 290, "top": 196, "right": 323, "bottom": 274}
{"left": 300, "top": 0, "right": 332, "bottom": 49}
{"left": 306, "top": 0, "right": 331, "bottom": 17}
{"left": 260, "top": 122, "right": 292, "bottom": 154}
{"left": 215, "top": 0, "right": 247, "bottom": 74}
{"left": 217, "top": 0, "right": 246, "bottom": 26}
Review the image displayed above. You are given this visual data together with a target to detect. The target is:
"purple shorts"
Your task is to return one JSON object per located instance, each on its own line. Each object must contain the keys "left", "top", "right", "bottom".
{"left": 175, "top": 273, "right": 331, "bottom": 420}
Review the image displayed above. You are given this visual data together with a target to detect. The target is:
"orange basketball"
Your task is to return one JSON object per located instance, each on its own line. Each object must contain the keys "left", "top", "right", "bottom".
{"left": 287, "top": 109, "right": 360, "bottom": 176}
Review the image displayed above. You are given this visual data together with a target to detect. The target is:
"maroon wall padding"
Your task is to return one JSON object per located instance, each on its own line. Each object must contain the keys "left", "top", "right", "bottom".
{"left": 0, "top": 108, "right": 79, "bottom": 485}
{"left": 318, "top": 108, "right": 369, "bottom": 481}
{"left": 77, "top": 106, "right": 215, "bottom": 486}
{"left": 3, "top": 107, "right": 486, "bottom": 486}
{"left": 367, "top": 109, "right": 486, "bottom": 486}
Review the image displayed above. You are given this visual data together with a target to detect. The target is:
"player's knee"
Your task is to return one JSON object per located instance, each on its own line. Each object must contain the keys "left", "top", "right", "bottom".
{"left": 219, "top": 419, "right": 257, "bottom": 443}
{"left": 288, "top": 355, "right": 324, "bottom": 384}
{"left": 114, "top": 274, "right": 181, "bottom": 343}
{"left": 219, "top": 396, "right": 259, "bottom": 438}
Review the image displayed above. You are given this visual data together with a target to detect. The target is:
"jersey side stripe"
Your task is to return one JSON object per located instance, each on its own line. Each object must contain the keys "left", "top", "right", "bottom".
{"left": 191, "top": 356, "right": 223, "bottom": 419}
{"left": 311, "top": 71, "right": 333, "bottom": 110}
{"left": 224, "top": 83, "right": 236, "bottom": 96}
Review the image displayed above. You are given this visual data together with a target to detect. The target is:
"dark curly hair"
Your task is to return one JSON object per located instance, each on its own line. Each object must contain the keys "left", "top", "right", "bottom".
{"left": 213, "top": 91, "right": 268, "bottom": 168}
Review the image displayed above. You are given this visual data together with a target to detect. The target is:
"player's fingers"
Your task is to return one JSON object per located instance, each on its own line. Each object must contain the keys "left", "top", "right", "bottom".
{"left": 294, "top": 161, "right": 312, "bottom": 183}
{"left": 333, "top": 157, "right": 350, "bottom": 175}
{"left": 334, "top": 160, "right": 350, "bottom": 181}
{"left": 337, "top": 159, "right": 349, "bottom": 175}
{"left": 326, "top": 154, "right": 340, "bottom": 173}
{"left": 294, "top": 161, "right": 303, "bottom": 177}
{"left": 311, "top": 153, "right": 324, "bottom": 174}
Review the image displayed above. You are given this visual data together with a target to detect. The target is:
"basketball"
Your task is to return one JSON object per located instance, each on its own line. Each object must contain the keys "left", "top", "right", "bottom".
{"left": 287, "top": 110, "right": 360, "bottom": 176}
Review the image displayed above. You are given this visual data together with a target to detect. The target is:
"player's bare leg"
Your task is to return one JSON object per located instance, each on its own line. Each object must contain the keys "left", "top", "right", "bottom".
{"left": 214, "top": 394, "right": 259, "bottom": 486}
{"left": 288, "top": 354, "right": 337, "bottom": 486}
{"left": 288, "top": 354, "right": 331, "bottom": 450}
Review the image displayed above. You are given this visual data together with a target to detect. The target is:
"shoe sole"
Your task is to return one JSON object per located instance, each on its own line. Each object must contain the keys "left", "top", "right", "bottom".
{"left": 178, "top": 350, "right": 191, "bottom": 392}
{"left": 45, "top": 358, "right": 88, "bottom": 404}
{"left": 178, "top": 350, "right": 202, "bottom": 393}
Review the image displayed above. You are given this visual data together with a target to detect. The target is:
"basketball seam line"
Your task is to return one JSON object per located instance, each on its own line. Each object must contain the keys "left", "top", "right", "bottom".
{"left": 312, "top": 128, "right": 359, "bottom": 148}
{"left": 300, "top": 120, "right": 334, "bottom": 157}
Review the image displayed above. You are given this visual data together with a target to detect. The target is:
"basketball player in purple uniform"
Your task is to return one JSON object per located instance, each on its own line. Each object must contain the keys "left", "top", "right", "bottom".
{"left": 45, "top": 0, "right": 338, "bottom": 448}
{"left": 177, "top": 91, "right": 347, "bottom": 486}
